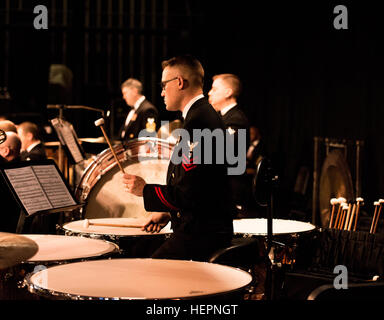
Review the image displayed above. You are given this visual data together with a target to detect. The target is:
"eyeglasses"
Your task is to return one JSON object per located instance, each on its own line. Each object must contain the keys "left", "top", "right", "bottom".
{"left": 160, "top": 77, "right": 178, "bottom": 90}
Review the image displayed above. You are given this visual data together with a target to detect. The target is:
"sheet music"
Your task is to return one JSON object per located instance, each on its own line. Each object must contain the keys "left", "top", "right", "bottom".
{"left": 60, "top": 125, "right": 84, "bottom": 163}
{"left": 32, "top": 165, "right": 76, "bottom": 208}
{"left": 4, "top": 165, "right": 76, "bottom": 215}
{"left": 51, "top": 118, "right": 84, "bottom": 163}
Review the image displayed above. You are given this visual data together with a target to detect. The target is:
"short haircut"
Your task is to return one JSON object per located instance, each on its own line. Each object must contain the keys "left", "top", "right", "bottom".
{"left": 4, "top": 131, "right": 21, "bottom": 157}
{"left": 121, "top": 78, "right": 143, "bottom": 94}
{"left": 0, "top": 120, "right": 17, "bottom": 133}
{"left": 19, "top": 121, "right": 40, "bottom": 140}
{"left": 212, "top": 73, "right": 242, "bottom": 99}
{"left": 161, "top": 55, "right": 204, "bottom": 89}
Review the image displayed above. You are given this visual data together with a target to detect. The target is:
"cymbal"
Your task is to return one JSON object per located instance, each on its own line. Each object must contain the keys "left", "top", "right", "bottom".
{"left": 0, "top": 233, "right": 38, "bottom": 270}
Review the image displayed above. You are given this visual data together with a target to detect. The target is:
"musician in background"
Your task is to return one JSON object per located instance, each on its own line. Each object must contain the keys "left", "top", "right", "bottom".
{"left": 17, "top": 121, "right": 47, "bottom": 162}
{"left": 208, "top": 73, "right": 250, "bottom": 217}
{"left": 0, "top": 131, "right": 22, "bottom": 232}
{"left": 0, "top": 131, "right": 21, "bottom": 163}
{"left": 119, "top": 78, "right": 159, "bottom": 140}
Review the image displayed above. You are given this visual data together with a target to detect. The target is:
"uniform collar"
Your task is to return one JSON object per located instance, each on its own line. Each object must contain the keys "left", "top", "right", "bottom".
{"left": 134, "top": 96, "right": 146, "bottom": 110}
{"left": 182, "top": 94, "right": 205, "bottom": 119}
{"left": 220, "top": 103, "right": 237, "bottom": 116}
{"left": 26, "top": 141, "right": 41, "bottom": 152}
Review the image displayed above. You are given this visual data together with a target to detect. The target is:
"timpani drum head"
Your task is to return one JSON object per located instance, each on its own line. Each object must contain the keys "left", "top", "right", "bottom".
{"left": 76, "top": 138, "right": 174, "bottom": 219}
{"left": 61, "top": 218, "right": 172, "bottom": 258}
{"left": 25, "top": 258, "right": 252, "bottom": 300}
{"left": 233, "top": 218, "right": 316, "bottom": 236}
{"left": 22, "top": 235, "right": 118, "bottom": 263}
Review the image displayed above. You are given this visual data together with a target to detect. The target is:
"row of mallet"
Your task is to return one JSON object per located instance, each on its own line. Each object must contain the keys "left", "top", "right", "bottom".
{"left": 329, "top": 197, "right": 384, "bottom": 233}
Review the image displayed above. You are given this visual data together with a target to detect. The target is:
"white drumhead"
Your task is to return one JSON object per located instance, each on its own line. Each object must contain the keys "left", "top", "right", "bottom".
{"left": 63, "top": 218, "right": 172, "bottom": 236}
{"left": 22, "top": 235, "right": 118, "bottom": 262}
{"left": 84, "top": 159, "right": 169, "bottom": 219}
{"left": 233, "top": 218, "right": 316, "bottom": 235}
{"left": 28, "top": 258, "right": 252, "bottom": 299}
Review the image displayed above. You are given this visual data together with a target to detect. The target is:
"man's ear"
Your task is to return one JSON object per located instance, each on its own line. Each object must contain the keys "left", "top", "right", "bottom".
{"left": 178, "top": 76, "right": 187, "bottom": 90}
{"left": 225, "top": 88, "right": 233, "bottom": 99}
{"left": 1, "top": 146, "right": 10, "bottom": 157}
{"left": 26, "top": 132, "right": 33, "bottom": 141}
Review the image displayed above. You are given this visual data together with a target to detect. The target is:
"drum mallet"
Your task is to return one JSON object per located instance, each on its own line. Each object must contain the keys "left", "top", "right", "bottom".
{"left": 329, "top": 198, "right": 338, "bottom": 228}
{"left": 94, "top": 118, "right": 125, "bottom": 174}
{"left": 83, "top": 219, "right": 142, "bottom": 229}
{"left": 353, "top": 197, "right": 364, "bottom": 231}
{"left": 370, "top": 201, "right": 380, "bottom": 234}
{"left": 347, "top": 202, "right": 356, "bottom": 231}
{"left": 334, "top": 197, "right": 346, "bottom": 229}
{"left": 372, "top": 199, "right": 384, "bottom": 234}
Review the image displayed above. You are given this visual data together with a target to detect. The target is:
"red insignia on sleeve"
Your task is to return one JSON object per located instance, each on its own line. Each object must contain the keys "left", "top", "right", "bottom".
{"left": 155, "top": 186, "right": 179, "bottom": 211}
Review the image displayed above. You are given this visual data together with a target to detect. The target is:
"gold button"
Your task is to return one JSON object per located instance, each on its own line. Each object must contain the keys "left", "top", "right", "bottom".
{"left": 176, "top": 212, "right": 181, "bottom": 218}
{"left": 172, "top": 173, "right": 175, "bottom": 178}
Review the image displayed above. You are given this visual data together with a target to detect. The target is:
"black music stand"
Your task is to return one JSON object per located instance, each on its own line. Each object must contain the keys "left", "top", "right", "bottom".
{"left": 50, "top": 117, "right": 86, "bottom": 165}
{"left": 0, "top": 159, "right": 83, "bottom": 234}
{"left": 253, "top": 157, "right": 279, "bottom": 300}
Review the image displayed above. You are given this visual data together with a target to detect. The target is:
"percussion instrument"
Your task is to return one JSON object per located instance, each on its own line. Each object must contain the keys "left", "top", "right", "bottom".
{"left": 1, "top": 234, "right": 118, "bottom": 300}
{"left": 61, "top": 217, "right": 172, "bottom": 258}
{"left": 233, "top": 218, "right": 317, "bottom": 266}
{"left": 22, "top": 234, "right": 119, "bottom": 264}
{"left": 75, "top": 138, "right": 174, "bottom": 219}
{"left": 233, "top": 218, "right": 316, "bottom": 236}
{"left": 24, "top": 258, "right": 252, "bottom": 300}
{"left": 0, "top": 232, "right": 38, "bottom": 270}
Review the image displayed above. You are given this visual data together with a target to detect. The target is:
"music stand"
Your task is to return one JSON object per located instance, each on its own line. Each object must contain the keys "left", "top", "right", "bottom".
{"left": 0, "top": 159, "right": 83, "bottom": 233}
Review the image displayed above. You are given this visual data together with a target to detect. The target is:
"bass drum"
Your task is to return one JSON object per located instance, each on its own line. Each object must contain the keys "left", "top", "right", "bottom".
{"left": 75, "top": 138, "right": 175, "bottom": 219}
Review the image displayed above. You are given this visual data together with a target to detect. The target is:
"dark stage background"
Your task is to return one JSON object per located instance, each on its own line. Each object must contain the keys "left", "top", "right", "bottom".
{"left": 1, "top": 1, "right": 383, "bottom": 225}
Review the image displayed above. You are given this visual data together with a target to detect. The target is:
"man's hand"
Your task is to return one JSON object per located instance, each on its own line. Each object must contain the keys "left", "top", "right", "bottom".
{"left": 123, "top": 173, "right": 146, "bottom": 197}
{"left": 142, "top": 212, "right": 171, "bottom": 233}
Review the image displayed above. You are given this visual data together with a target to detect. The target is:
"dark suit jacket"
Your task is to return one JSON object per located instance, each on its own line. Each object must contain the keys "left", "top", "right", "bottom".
{"left": 20, "top": 143, "right": 47, "bottom": 162}
{"left": 119, "top": 99, "right": 159, "bottom": 140}
{"left": 143, "top": 97, "right": 233, "bottom": 260}
{"left": 221, "top": 105, "right": 250, "bottom": 209}
{"left": 221, "top": 105, "right": 250, "bottom": 145}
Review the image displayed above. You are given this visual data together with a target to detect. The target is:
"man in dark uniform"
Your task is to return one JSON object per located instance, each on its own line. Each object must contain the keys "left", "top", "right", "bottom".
{"left": 17, "top": 122, "right": 47, "bottom": 162}
{"left": 208, "top": 73, "right": 250, "bottom": 216}
{"left": 0, "top": 131, "right": 22, "bottom": 233}
{"left": 123, "top": 55, "right": 233, "bottom": 261}
{"left": 119, "top": 78, "right": 159, "bottom": 140}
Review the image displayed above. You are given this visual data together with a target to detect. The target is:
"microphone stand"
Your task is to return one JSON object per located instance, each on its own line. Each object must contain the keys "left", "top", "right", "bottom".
{"left": 264, "top": 172, "right": 279, "bottom": 301}
{"left": 253, "top": 158, "right": 279, "bottom": 300}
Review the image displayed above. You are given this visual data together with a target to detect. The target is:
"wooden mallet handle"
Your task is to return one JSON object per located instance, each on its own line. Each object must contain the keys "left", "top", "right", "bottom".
{"left": 83, "top": 219, "right": 142, "bottom": 229}
{"left": 95, "top": 118, "right": 125, "bottom": 174}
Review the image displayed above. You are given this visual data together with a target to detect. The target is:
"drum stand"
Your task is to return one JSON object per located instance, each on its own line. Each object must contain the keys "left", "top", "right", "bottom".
{"left": 253, "top": 158, "right": 280, "bottom": 300}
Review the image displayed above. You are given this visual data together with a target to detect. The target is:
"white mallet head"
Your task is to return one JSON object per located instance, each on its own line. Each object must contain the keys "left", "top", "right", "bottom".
{"left": 83, "top": 219, "right": 90, "bottom": 229}
{"left": 356, "top": 197, "right": 364, "bottom": 202}
{"left": 94, "top": 118, "right": 105, "bottom": 127}
{"left": 338, "top": 197, "right": 347, "bottom": 204}
{"left": 330, "top": 198, "right": 338, "bottom": 205}
{"left": 379, "top": 199, "right": 384, "bottom": 204}
{"left": 374, "top": 201, "right": 380, "bottom": 206}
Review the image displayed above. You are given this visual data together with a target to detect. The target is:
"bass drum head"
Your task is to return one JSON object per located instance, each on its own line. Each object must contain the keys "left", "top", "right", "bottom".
{"left": 76, "top": 138, "right": 174, "bottom": 219}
